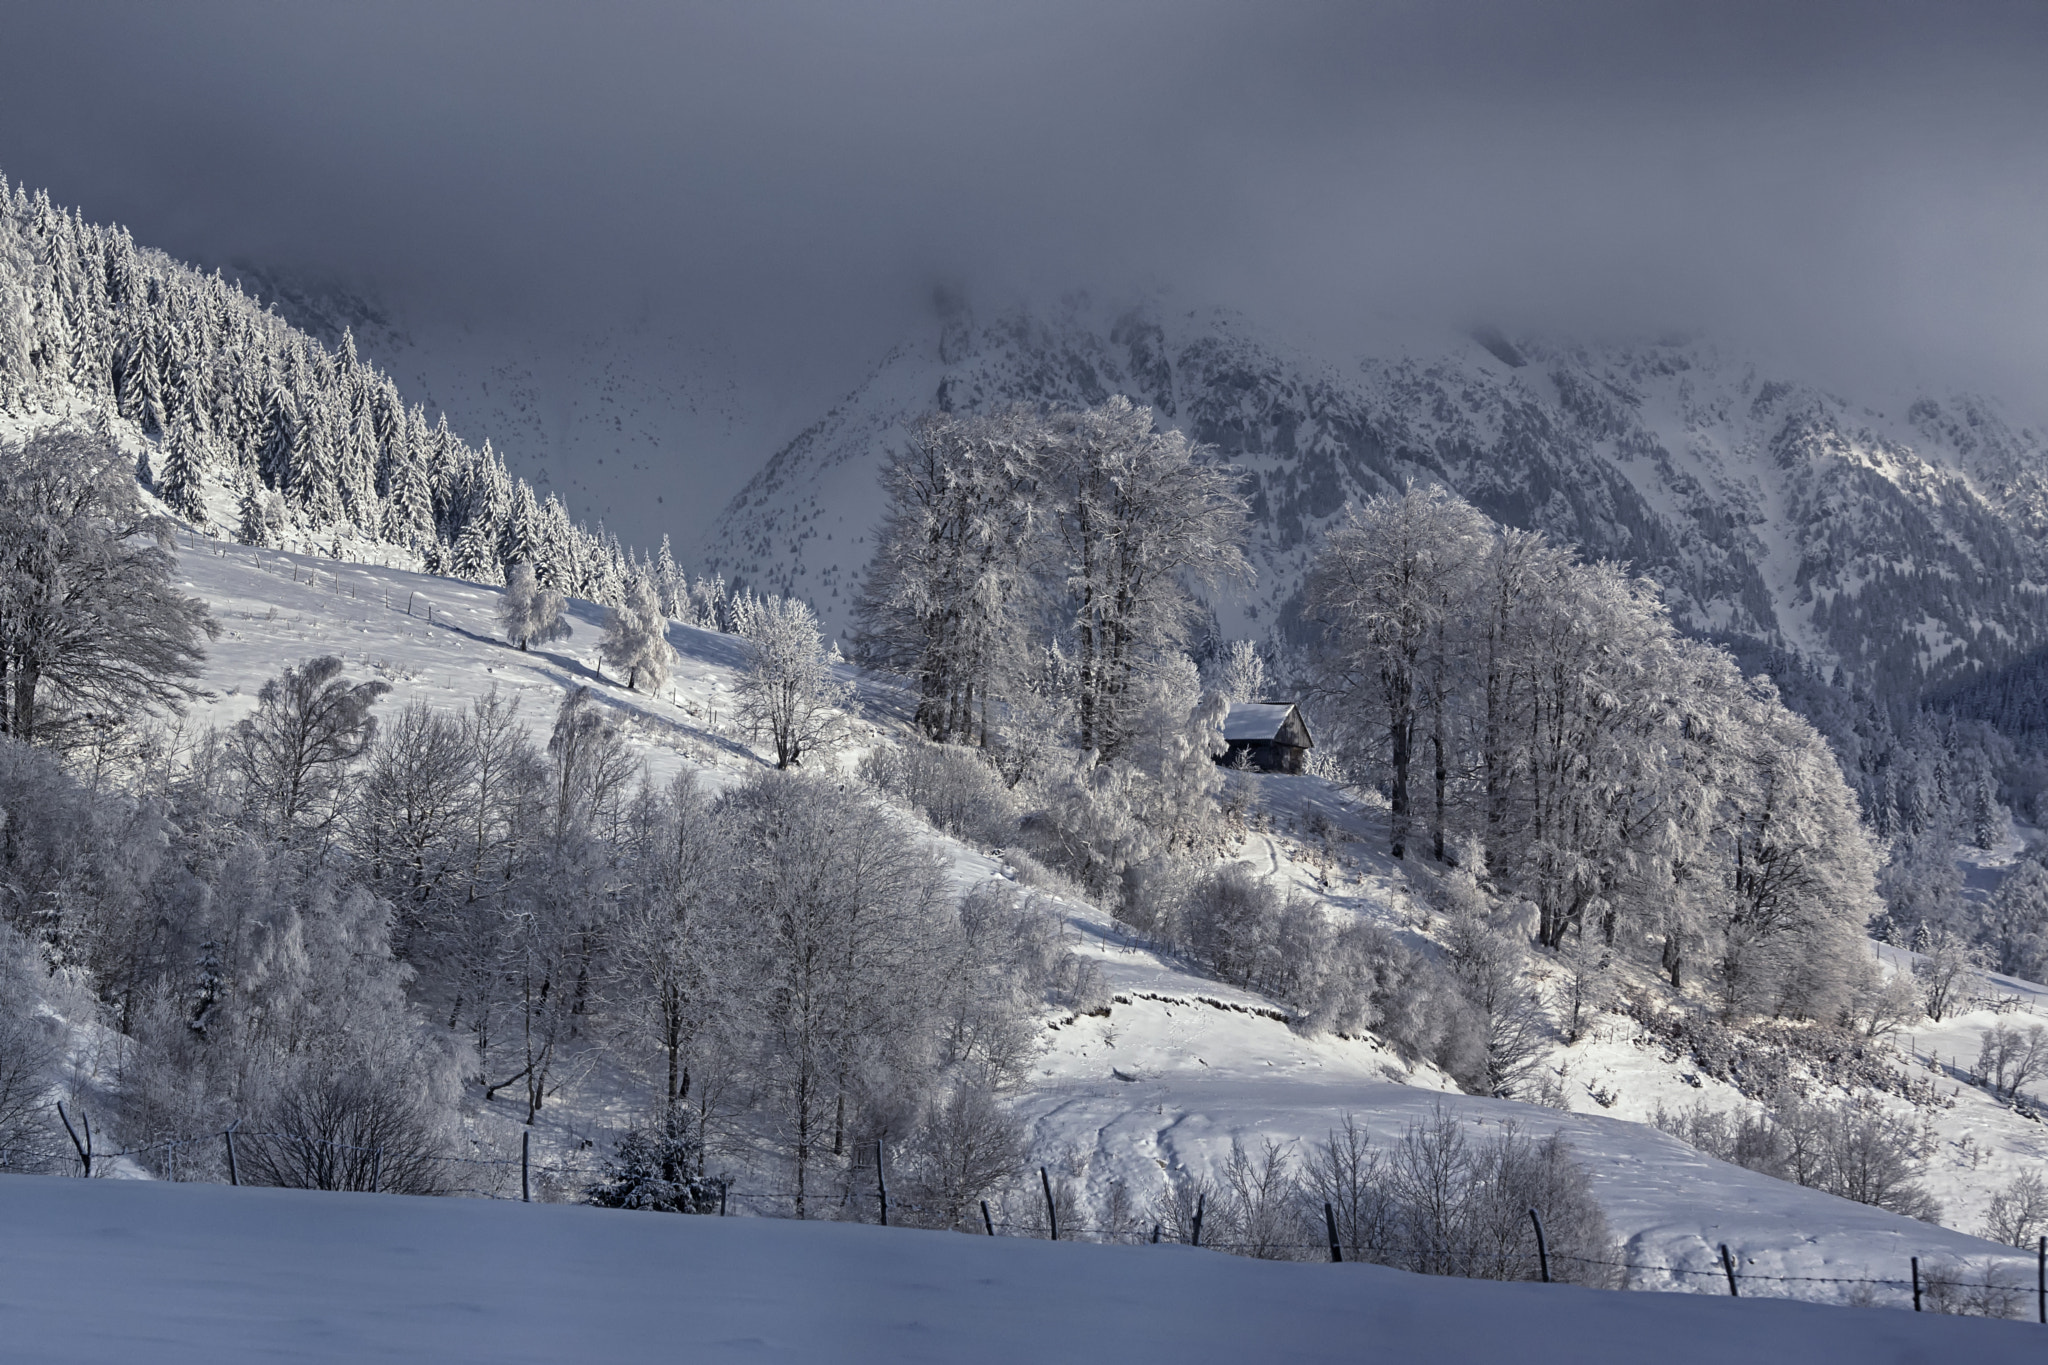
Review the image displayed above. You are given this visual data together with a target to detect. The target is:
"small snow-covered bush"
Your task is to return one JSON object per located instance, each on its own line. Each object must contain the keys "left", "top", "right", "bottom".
{"left": 0, "top": 927, "right": 59, "bottom": 1172}
{"left": 1982, "top": 1172, "right": 2048, "bottom": 1248}
{"left": 1150, "top": 1107, "right": 1616, "bottom": 1284}
{"left": 1920, "top": 1258, "right": 2029, "bottom": 1319}
{"left": 587, "top": 1109, "right": 723, "bottom": 1214}
{"left": 243, "top": 1064, "right": 448, "bottom": 1195}
{"left": 1652, "top": 1092, "right": 1941, "bottom": 1223}
{"left": 862, "top": 739, "right": 1018, "bottom": 847}
{"left": 890, "top": 1082, "right": 1028, "bottom": 1232}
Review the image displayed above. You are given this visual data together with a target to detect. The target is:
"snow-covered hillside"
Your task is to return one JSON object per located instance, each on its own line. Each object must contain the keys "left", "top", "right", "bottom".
{"left": 5, "top": 1173, "right": 2037, "bottom": 1365}
{"left": 61, "top": 516, "right": 2039, "bottom": 1306}
{"left": 695, "top": 299, "right": 2048, "bottom": 698}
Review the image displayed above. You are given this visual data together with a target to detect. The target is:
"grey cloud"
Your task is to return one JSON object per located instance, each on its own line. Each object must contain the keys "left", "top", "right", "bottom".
{"left": 3, "top": 1, "right": 2045, "bottom": 414}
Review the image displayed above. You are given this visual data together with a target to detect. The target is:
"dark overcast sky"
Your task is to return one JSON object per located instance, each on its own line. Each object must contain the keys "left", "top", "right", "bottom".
{"left": 3, "top": 1, "right": 2047, "bottom": 406}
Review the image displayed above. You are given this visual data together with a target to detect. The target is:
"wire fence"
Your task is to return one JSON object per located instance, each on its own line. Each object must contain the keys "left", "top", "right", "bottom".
{"left": 31, "top": 1107, "right": 2048, "bottom": 1320}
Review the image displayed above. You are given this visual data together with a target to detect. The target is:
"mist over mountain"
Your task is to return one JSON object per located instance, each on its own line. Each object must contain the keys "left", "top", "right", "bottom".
{"left": 5, "top": 2, "right": 2048, "bottom": 568}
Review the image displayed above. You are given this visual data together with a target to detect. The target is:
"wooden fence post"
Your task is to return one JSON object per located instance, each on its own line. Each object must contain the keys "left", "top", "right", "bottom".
{"left": 224, "top": 1122, "right": 239, "bottom": 1187}
{"left": 1911, "top": 1256, "right": 1921, "bottom": 1312}
{"left": 1150, "top": 1223, "right": 1161, "bottom": 1245}
{"left": 982, "top": 1200, "right": 995, "bottom": 1236}
{"left": 1192, "top": 1193, "right": 1205, "bottom": 1249}
{"left": 875, "top": 1139, "right": 888, "bottom": 1227}
{"left": 1530, "top": 1209, "right": 1550, "bottom": 1283}
{"left": 1719, "top": 1244, "right": 1738, "bottom": 1297}
{"left": 521, "top": 1130, "right": 530, "bottom": 1203}
{"left": 1040, "top": 1167, "right": 1058, "bottom": 1241}
{"left": 371, "top": 1146, "right": 382, "bottom": 1194}
{"left": 1325, "top": 1202, "right": 1343, "bottom": 1264}
{"left": 56, "top": 1102, "right": 91, "bottom": 1178}
{"left": 2037, "top": 1235, "right": 2044, "bottom": 1324}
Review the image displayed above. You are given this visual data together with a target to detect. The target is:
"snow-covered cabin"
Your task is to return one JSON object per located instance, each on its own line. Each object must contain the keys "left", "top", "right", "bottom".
{"left": 1218, "top": 701, "right": 1314, "bottom": 774}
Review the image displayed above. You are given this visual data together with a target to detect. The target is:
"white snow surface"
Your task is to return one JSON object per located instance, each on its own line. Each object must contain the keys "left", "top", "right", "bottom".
{"left": 0, "top": 1173, "right": 2037, "bottom": 1365}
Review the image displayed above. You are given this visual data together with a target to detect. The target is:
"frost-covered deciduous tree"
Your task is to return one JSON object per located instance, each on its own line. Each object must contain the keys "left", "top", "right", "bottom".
{"left": 1121, "top": 655, "right": 1228, "bottom": 855}
{"left": 856, "top": 408, "right": 1043, "bottom": 745}
{"left": 1914, "top": 924, "right": 1985, "bottom": 1022}
{"left": 233, "top": 655, "right": 389, "bottom": 845}
{"left": 1213, "top": 639, "right": 1269, "bottom": 704}
{"left": 0, "top": 422, "right": 215, "bottom": 744}
{"left": 358, "top": 700, "right": 477, "bottom": 946}
{"left": 1042, "top": 397, "right": 1249, "bottom": 756}
{"left": 498, "top": 561, "right": 571, "bottom": 653}
{"left": 734, "top": 594, "right": 851, "bottom": 768}
{"left": 713, "top": 772, "right": 949, "bottom": 1216}
{"left": 1302, "top": 483, "right": 1883, "bottom": 1022}
{"left": 1716, "top": 679, "right": 1883, "bottom": 1020}
{"left": 598, "top": 575, "right": 673, "bottom": 691}
{"left": 612, "top": 772, "right": 726, "bottom": 1112}
{"left": 1307, "top": 485, "right": 1488, "bottom": 859}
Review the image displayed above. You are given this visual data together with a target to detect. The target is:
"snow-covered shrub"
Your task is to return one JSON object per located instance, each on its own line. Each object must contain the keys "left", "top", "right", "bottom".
{"left": 242, "top": 1063, "right": 449, "bottom": 1195}
{"left": 1211, "top": 1137, "right": 1304, "bottom": 1260}
{"left": 1982, "top": 1172, "right": 2048, "bottom": 1248}
{"left": 1919, "top": 1259, "right": 2029, "bottom": 1319}
{"left": 587, "top": 1109, "right": 723, "bottom": 1214}
{"left": 1017, "top": 758, "right": 1157, "bottom": 910}
{"left": 1174, "top": 863, "right": 1289, "bottom": 988}
{"left": 890, "top": 1081, "right": 1028, "bottom": 1232}
{"left": 947, "top": 881, "right": 1101, "bottom": 1086}
{"left": 1157, "top": 1107, "right": 1616, "bottom": 1284}
{"left": 861, "top": 739, "right": 1018, "bottom": 848}
{"left": 0, "top": 925, "right": 59, "bottom": 1171}
{"left": 1652, "top": 1093, "right": 1941, "bottom": 1222}
{"left": 1436, "top": 873, "right": 1549, "bottom": 1099}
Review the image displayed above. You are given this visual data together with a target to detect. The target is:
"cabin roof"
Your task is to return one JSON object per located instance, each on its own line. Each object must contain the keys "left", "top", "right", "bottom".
{"left": 1221, "top": 700, "right": 1312, "bottom": 746}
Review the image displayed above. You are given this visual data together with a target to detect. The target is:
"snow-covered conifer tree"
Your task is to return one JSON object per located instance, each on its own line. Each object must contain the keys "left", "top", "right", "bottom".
{"left": 159, "top": 419, "right": 210, "bottom": 526}
{"left": 450, "top": 512, "right": 502, "bottom": 584}
{"left": 235, "top": 472, "right": 281, "bottom": 548}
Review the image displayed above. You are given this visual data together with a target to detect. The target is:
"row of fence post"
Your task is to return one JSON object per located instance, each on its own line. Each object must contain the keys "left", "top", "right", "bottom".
{"left": 56, "top": 1110, "right": 2048, "bottom": 1318}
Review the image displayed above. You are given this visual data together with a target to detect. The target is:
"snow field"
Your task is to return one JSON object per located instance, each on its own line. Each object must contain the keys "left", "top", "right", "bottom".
{"left": 0, "top": 1172, "right": 2039, "bottom": 1365}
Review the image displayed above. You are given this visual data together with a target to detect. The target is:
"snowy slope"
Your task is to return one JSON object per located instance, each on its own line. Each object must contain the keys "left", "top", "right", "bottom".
{"left": 67, "top": 520, "right": 2034, "bottom": 1304}
{"left": 3, "top": 1174, "right": 2036, "bottom": 1365}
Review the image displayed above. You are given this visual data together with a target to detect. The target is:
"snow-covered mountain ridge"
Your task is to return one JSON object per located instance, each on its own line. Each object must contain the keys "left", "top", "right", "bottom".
{"left": 696, "top": 301, "right": 2048, "bottom": 698}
